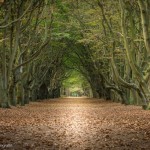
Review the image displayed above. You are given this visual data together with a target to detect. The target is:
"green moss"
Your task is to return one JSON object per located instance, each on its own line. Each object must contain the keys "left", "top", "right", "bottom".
{"left": 0, "top": 102, "right": 11, "bottom": 108}
{"left": 142, "top": 103, "right": 150, "bottom": 110}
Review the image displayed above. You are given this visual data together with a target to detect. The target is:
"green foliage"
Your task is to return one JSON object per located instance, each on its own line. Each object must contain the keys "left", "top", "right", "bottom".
{"left": 62, "top": 70, "right": 90, "bottom": 93}
{"left": 0, "top": 0, "right": 150, "bottom": 108}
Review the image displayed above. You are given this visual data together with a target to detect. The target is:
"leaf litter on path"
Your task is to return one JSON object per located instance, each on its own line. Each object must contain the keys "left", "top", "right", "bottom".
{"left": 0, "top": 98, "right": 150, "bottom": 150}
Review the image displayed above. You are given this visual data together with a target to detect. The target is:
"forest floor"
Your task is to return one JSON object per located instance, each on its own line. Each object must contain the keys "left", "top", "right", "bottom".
{"left": 0, "top": 98, "right": 150, "bottom": 150}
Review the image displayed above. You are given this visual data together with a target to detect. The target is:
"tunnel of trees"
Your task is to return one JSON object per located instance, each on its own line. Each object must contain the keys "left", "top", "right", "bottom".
{"left": 0, "top": 0, "right": 150, "bottom": 109}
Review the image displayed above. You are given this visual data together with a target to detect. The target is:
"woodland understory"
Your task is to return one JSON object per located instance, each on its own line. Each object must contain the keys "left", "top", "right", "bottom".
{"left": 0, "top": 0, "right": 150, "bottom": 109}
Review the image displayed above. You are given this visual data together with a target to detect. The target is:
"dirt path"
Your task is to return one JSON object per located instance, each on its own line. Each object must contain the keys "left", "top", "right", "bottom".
{"left": 0, "top": 98, "right": 150, "bottom": 150}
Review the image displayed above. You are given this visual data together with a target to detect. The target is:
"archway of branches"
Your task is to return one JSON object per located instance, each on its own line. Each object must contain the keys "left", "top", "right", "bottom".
{"left": 0, "top": 0, "right": 150, "bottom": 109}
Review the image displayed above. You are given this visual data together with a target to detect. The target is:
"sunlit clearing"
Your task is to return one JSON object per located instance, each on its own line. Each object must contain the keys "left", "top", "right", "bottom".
{"left": 61, "top": 70, "right": 92, "bottom": 98}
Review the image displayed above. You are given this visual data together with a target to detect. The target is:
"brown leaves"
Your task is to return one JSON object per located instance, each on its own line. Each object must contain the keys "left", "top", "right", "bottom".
{"left": 0, "top": 98, "right": 150, "bottom": 149}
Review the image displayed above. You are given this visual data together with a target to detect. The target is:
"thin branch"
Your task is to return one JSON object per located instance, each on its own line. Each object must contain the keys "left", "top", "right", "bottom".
{"left": 0, "top": 0, "right": 33, "bottom": 29}
{"left": 12, "top": 41, "right": 49, "bottom": 71}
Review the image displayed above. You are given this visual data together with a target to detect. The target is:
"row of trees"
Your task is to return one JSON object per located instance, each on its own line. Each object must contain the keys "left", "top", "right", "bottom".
{"left": 58, "top": 0, "right": 150, "bottom": 109}
{"left": 0, "top": 0, "right": 150, "bottom": 109}
{"left": 0, "top": 0, "right": 68, "bottom": 107}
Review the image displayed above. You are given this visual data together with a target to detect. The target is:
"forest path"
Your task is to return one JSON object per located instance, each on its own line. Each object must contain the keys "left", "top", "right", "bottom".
{"left": 0, "top": 98, "right": 150, "bottom": 150}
